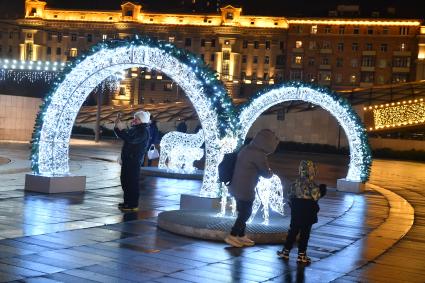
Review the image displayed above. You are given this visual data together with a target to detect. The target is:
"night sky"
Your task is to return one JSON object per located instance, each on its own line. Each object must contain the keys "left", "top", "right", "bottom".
{"left": 0, "top": 0, "right": 423, "bottom": 19}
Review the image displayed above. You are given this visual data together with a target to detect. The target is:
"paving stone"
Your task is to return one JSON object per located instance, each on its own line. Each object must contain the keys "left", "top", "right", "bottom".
{"left": 0, "top": 142, "right": 423, "bottom": 282}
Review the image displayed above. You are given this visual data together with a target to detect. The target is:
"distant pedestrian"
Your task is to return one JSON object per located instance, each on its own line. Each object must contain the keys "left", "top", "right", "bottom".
{"left": 147, "top": 119, "right": 160, "bottom": 166}
{"left": 114, "top": 111, "right": 150, "bottom": 212}
{"left": 224, "top": 129, "right": 279, "bottom": 247}
{"left": 176, "top": 119, "right": 187, "bottom": 133}
{"left": 277, "top": 160, "right": 327, "bottom": 264}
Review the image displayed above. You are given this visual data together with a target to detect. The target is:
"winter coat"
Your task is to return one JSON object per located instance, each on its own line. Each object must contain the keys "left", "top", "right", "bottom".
{"left": 229, "top": 129, "right": 279, "bottom": 201}
{"left": 148, "top": 122, "right": 160, "bottom": 146}
{"left": 115, "top": 123, "right": 150, "bottom": 165}
{"left": 288, "top": 160, "right": 326, "bottom": 225}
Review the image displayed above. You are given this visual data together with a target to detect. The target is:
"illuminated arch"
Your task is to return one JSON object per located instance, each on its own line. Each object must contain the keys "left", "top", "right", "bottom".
{"left": 238, "top": 84, "right": 371, "bottom": 182}
{"left": 30, "top": 38, "right": 235, "bottom": 196}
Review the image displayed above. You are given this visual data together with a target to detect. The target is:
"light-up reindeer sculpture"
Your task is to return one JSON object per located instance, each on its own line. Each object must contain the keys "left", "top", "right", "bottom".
{"left": 159, "top": 129, "right": 205, "bottom": 173}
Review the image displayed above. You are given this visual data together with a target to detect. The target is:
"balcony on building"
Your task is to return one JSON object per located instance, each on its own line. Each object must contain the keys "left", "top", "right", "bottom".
{"left": 393, "top": 51, "right": 412, "bottom": 57}
{"left": 320, "top": 48, "right": 332, "bottom": 54}
{"left": 392, "top": 67, "right": 410, "bottom": 73}
{"left": 319, "top": 64, "right": 331, "bottom": 70}
{"left": 292, "top": 47, "right": 304, "bottom": 53}
{"left": 361, "top": 66, "right": 375, "bottom": 72}
{"left": 362, "top": 50, "right": 376, "bottom": 56}
{"left": 291, "top": 64, "right": 303, "bottom": 69}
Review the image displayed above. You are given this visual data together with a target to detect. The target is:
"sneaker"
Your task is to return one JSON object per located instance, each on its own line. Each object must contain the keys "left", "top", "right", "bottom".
{"left": 119, "top": 204, "right": 139, "bottom": 212}
{"left": 297, "top": 252, "right": 311, "bottom": 264}
{"left": 238, "top": 236, "right": 255, "bottom": 247}
{"left": 277, "top": 249, "right": 290, "bottom": 260}
{"left": 224, "top": 235, "right": 243, "bottom": 248}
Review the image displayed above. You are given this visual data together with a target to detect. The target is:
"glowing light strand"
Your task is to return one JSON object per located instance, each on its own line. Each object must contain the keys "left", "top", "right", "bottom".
{"left": 238, "top": 83, "right": 372, "bottom": 182}
{"left": 159, "top": 130, "right": 205, "bottom": 173}
{"left": 30, "top": 37, "right": 236, "bottom": 197}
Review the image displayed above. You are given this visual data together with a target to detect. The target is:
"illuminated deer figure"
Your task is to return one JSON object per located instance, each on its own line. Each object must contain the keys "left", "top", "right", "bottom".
{"left": 159, "top": 129, "right": 204, "bottom": 173}
{"left": 219, "top": 174, "right": 285, "bottom": 225}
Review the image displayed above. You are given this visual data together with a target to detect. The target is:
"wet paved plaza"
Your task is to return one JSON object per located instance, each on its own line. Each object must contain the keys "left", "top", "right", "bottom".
{"left": 0, "top": 140, "right": 424, "bottom": 282}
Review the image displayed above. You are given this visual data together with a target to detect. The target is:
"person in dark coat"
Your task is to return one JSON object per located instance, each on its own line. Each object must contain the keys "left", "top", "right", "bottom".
{"left": 114, "top": 111, "right": 150, "bottom": 212}
{"left": 224, "top": 129, "right": 279, "bottom": 248}
{"left": 277, "top": 160, "right": 327, "bottom": 263}
{"left": 147, "top": 119, "right": 160, "bottom": 167}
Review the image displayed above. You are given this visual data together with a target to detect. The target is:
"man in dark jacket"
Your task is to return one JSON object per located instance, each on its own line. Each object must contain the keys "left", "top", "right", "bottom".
{"left": 225, "top": 129, "right": 279, "bottom": 247}
{"left": 277, "top": 160, "right": 327, "bottom": 264}
{"left": 114, "top": 111, "right": 150, "bottom": 212}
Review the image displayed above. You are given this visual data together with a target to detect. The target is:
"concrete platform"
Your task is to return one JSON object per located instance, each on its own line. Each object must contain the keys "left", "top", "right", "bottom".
{"left": 141, "top": 166, "right": 203, "bottom": 180}
{"left": 158, "top": 209, "right": 290, "bottom": 244}
{"left": 24, "top": 173, "right": 86, "bottom": 193}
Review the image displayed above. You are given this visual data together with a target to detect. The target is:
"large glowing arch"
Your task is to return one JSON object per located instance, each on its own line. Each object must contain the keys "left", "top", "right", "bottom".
{"left": 30, "top": 38, "right": 235, "bottom": 196}
{"left": 238, "top": 85, "right": 371, "bottom": 182}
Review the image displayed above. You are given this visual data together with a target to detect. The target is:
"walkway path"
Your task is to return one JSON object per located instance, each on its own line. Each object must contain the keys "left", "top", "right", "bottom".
{"left": 0, "top": 141, "right": 421, "bottom": 282}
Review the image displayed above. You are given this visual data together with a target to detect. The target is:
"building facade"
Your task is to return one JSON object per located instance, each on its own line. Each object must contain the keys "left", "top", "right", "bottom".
{"left": 0, "top": 0, "right": 424, "bottom": 106}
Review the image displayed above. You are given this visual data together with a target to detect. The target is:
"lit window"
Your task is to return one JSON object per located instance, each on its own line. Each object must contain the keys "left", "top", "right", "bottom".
{"left": 102, "top": 34, "right": 107, "bottom": 40}
{"left": 295, "top": 56, "right": 302, "bottom": 64}
{"left": 295, "top": 41, "right": 303, "bottom": 48}
{"left": 164, "top": 83, "right": 173, "bottom": 91}
{"left": 168, "top": 36, "right": 175, "bottom": 43}
{"left": 311, "top": 25, "right": 317, "bottom": 34}
{"left": 69, "top": 48, "right": 78, "bottom": 57}
{"left": 400, "top": 43, "right": 406, "bottom": 51}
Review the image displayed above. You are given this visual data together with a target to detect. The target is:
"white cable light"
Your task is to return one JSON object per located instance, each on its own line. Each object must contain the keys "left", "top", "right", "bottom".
{"left": 219, "top": 174, "right": 285, "bottom": 224}
{"left": 0, "top": 59, "right": 64, "bottom": 83}
{"left": 248, "top": 174, "right": 285, "bottom": 224}
{"left": 34, "top": 44, "right": 224, "bottom": 197}
{"left": 238, "top": 86, "right": 370, "bottom": 182}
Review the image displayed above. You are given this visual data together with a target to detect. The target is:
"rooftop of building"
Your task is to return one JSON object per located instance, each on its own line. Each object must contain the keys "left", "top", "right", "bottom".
{"left": 0, "top": 0, "right": 423, "bottom": 20}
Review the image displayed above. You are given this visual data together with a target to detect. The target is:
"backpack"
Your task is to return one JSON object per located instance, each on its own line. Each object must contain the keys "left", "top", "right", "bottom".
{"left": 218, "top": 150, "right": 239, "bottom": 186}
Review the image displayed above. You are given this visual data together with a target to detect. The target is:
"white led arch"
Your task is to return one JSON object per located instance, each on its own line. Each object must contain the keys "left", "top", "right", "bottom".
{"left": 31, "top": 39, "right": 234, "bottom": 197}
{"left": 238, "top": 85, "right": 371, "bottom": 182}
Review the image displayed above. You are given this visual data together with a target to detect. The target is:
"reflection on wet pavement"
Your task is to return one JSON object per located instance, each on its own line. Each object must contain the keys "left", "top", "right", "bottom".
{"left": 0, "top": 141, "right": 423, "bottom": 282}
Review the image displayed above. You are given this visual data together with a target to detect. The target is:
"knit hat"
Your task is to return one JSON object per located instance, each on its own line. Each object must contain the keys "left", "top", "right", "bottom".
{"left": 134, "top": 111, "right": 150, "bottom": 123}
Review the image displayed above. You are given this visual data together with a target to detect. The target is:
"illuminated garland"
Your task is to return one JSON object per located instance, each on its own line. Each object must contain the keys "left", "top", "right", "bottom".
{"left": 30, "top": 37, "right": 371, "bottom": 201}
{"left": 249, "top": 174, "right": 285, "bottom": 224}
{"left": 30, "top": 36, "right": 236, "bottom": 197}
{"left": 372, "top": 102, "right": 425, "bottom": 130}
{"left": 158, "top": 130, "right": 205, "bottom": 173}
{"left": 238, "top": 82, "right": 372, "bottom": 182}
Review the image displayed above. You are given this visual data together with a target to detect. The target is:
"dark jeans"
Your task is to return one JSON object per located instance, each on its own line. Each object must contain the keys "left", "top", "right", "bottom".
{"left": 284, "top": 223, "right": 312, "bottom": 253}
{"left": 230, "top": 200, "right": 253, "bottom": 237}
{"left": 120, "top": 157, "right": 141, "bottom": 207}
